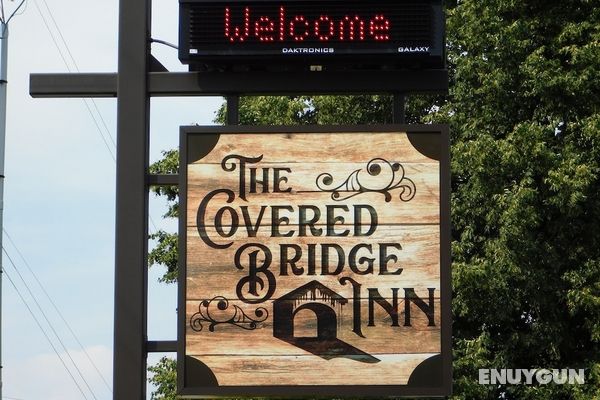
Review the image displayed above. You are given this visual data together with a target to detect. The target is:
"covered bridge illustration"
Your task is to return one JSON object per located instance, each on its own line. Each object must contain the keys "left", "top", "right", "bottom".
{"left": 273, "top": 281, "right": 379, "bottom": 363}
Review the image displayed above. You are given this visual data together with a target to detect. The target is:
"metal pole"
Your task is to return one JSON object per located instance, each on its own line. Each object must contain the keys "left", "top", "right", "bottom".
{"left": 113, "top": 0, "right": 150, "bottom": 398}
{"left": 226, "top": 95, "right": 240, "bottom": 125}
{"left": 393, "top": 93, "right": 406, "bottom": 124}
{"left": 0, "top": 21, "right": 8, "bottom": 400}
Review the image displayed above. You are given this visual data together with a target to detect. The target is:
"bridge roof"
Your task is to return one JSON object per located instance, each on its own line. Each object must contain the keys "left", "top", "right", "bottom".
{"left": 280, "top": 280, "right": 348, "bottom": 304}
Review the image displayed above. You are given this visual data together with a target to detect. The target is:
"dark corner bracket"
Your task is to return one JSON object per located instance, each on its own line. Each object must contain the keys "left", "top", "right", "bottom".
{"left": 184, "top": 356, "right": 218, "bottom": 388}
{"left": 407, "top": 354, "right": 444, "bottom": 388}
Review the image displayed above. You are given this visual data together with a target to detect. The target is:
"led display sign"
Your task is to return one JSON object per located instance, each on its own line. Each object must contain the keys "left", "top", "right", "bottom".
{"left": 179, "top": 0, "right": 445, "bottom": 69}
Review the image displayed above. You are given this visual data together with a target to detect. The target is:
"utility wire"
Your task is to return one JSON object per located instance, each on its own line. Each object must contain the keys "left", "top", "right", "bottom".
{"left": 3, "top": 0, "right": 27, "bottom": 25}
{"left": 37, "top": 0, "right": 116, "bottom": 149}
{"left": 31, "top": 0, "right": 161, "bottom": 232}
{"left": 31, "top": 0, "right": 116, "bottom": 161}
{"left": 11, "top": 0, "right": 28, "bottom": 20}
{"left": 3, "top": 265, "right": 89, "bottom": 400}
{"left": 0, "top": 2, "right": 152, "bottom": 399}
{"left": 2, "top": 248, "right": 99, "bottom": 400}
{"left": 3, "top": 228, "right": 112, "bottom": 393}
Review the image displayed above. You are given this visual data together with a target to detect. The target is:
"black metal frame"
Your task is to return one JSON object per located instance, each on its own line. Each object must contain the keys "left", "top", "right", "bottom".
{"left": 178, "top": 124, "right": 451, "bottom": 397}
{"left": 112, "top": 0, "right": 151, "bottom": 399}
{"left": 178, "top": 0, "right": 446, "bottom": 70}
{"left": 30, "top": 70, "right": 448, "bottom": 97}
{"left": 28, "top": 0, "right": 449, "bottom": 398}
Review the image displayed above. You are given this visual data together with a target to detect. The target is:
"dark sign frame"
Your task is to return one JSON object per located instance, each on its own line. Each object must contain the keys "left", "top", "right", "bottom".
{"left": 177, "top": 124, "right": 451, "bottom": 397}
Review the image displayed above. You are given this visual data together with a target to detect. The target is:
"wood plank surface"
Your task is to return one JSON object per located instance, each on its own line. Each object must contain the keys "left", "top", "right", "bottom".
{"left": 186, "top": 225, "right": 440, "bottom": 299}
{"left": 188, "top": 132, "right": 438, "bottom": 164}
{"left": 185, "top": 299, "right": 441, "bottom": 356}
{"left": 187, "top": 162, "right": 437, "bottom": 193}
{"left": 187, "top": 354, "right": 438, "bottom": 386}
{"left": 184, "top": 131, "right": 443, "bottom": 388}
{"left": 186, "top": 162, "right": 439, "bottom": 226}
{"left": 186, "top": 270, "right": 440, "bottom": 302}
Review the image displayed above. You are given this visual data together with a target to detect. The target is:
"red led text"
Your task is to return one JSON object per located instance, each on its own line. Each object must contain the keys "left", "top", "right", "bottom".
{"left": 224, "top": 6, "right": 391, "bottom": 43}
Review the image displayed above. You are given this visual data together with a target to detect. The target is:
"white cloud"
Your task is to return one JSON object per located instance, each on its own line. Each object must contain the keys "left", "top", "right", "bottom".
{"left": 4, "top": 345, "right": 113, "bottom": 400}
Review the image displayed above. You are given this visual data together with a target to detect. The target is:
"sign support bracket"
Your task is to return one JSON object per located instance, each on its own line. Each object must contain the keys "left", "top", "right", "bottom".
{"left": 30, "top": 70, "right": 448, "bottom": 98}
{"left": 393, "top": 93, "right": 406, "bottom": 124}
{"left": 112, "top": 0, "right": 150, "bottom": 398}
{"left": 226, "top": 94, "right": 240, "bottom": 125}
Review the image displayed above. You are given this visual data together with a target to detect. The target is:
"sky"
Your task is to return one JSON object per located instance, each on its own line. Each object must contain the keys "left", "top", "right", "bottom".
{"left": 2, "top": 0, "right": 222, "bottom": 399}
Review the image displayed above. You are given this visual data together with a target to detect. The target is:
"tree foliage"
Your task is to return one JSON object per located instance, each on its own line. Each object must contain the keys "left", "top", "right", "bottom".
{"left": 443, "top": 1, "right": 600, "bottom": 398}
{"left": 148, "top": 357, "right": 178, "bottom": 400}
{"left": 148, "top": 1, "right": 600, "bottom": 398}
{"left": 148, "top": 149, "right": 179, "bottom": 283}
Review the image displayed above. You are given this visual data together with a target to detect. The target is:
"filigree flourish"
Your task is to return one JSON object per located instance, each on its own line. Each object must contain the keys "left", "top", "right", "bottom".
{"left": 316, "top": 158, "right": 416, "bottom": 202}
{"left": 190, "top": 296, "right": 268, "bottom": 332}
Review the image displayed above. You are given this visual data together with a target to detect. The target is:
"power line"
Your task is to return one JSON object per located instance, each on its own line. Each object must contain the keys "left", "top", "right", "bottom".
{"left": 36, "top": 0, "right": 116, "bottom": 150}
{"left": 3, "top": 265, "right": 89, "bottom": 400}
{"left": 31, "top": 0, "right": 161, "bottom": 232}
{"left": 3, "top": 228, "right": 112, "bottom": 393}
{"left": 2, "top": 2, "right": 152, "bottom": 399}
{"left": 37, "top": 0, "right": 116, "bottom": 148}
{"left": 31, "top": 0, "right": 116, "bottom": 161}
{"left": 0, "top": 0, "right": 27, "bottom": 26}
{"left": 2, "top": 248, "right": 99, "bottom": 400}
{"left": 31, "top": 0, "right": 162, "bottom": 232}
{"left": 10, "top": 0, "right": 28, "bottom": 20}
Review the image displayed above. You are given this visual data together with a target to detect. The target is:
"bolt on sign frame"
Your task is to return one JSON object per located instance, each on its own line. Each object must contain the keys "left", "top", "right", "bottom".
{"left": 179, "top": 124, "right": 451, "bottom": 397}
{"left": 28, "top": 0, "right": 450, "bottom": 398}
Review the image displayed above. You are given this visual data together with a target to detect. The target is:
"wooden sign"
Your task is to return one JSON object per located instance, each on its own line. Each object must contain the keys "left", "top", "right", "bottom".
{"left": 178, "top": 125, "right": 451, "bottom": 397}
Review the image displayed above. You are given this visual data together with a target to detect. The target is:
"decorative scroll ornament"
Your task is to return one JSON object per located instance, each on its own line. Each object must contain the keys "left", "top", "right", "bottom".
{"left": 190, "top": 296, "right": 268, "bottom": 332}
{"left": 316, "top": 158, "right": 416, "bottom": 202}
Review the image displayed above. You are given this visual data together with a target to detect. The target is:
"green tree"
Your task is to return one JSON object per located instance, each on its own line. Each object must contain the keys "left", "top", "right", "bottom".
{"left": 148, "top": 356, "right": 177, "bottom": 400}
{"left": 443, "top": 1, "right": 600, "bottom": 398}
{"left": 148, "top": 1, "right": 600, "bottom": 398}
